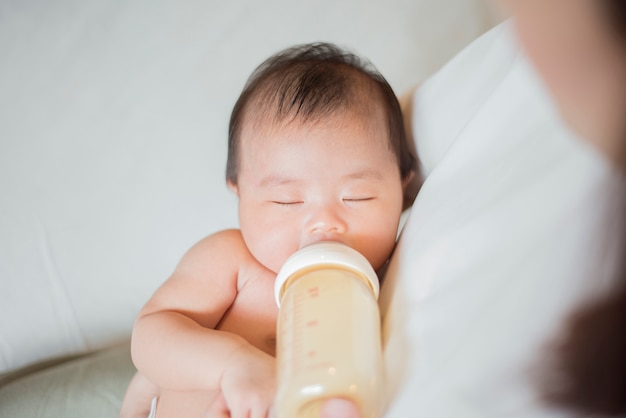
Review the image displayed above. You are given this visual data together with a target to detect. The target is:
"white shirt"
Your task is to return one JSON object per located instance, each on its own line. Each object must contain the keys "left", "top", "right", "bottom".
{"left": 380, "top": 21, "right": 624, "bottom": 417}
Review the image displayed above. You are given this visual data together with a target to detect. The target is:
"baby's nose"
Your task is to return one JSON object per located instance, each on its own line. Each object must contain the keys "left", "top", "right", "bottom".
{"left": 306, "top": 206, "right": 347, "bottom": 235}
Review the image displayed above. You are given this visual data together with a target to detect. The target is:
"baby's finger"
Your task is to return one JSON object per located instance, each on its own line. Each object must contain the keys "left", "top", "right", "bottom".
{"left": 204, "top": 393, "right": 230, "bottom": 418}
{"left": 320, "top": 398, "right": 361, "bottom": 418}
{"left": 248, "top": 403, "right": 272, "bottom": 418}
{"left": 268, "top": 403, "right": 276, "bottom": 418}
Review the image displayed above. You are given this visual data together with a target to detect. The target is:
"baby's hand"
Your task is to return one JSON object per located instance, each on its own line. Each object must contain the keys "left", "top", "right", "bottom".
{"left": 216, "top": 344, "right": 276, "bottom": 418}
{"left": 321, "top": 398, "right": 361, "bottom": 418}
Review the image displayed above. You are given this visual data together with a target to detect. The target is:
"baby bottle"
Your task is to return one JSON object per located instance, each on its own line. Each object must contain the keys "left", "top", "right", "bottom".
{"left": 274, "top": 242, "right": 384, "bottom": 418}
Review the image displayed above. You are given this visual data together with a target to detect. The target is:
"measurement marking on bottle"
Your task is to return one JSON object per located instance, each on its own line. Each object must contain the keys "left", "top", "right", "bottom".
{"left": 305, "top": 320, "right": 318, "bottom": 327}
{"left": 307, "top": 287, "right": 319, "bottom": 298}
{"left": 305, "top": 361, "right": 334, "bottom": 371}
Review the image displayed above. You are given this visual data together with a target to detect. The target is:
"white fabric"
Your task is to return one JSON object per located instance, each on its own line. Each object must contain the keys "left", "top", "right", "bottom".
{"left": 381, "top": 21, "right": 624, "bottom": 417}
{"left": 147, "top": 397, "right": 158, "bottom": 418}
{"left": 0, "top": 0, "right": 500, "bottom": 375}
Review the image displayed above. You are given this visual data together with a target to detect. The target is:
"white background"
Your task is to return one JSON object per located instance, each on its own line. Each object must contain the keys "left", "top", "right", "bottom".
{"left": 0, "top": 0, "right": 500, "bottom": 373}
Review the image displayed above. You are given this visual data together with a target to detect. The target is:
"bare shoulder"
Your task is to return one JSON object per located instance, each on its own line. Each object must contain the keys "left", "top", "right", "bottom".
{"left": 197, "top": 229, "right": 271, "bottom": 290}
{"left": 175, "top": 229, "right": 252, "bottom": 273}
{"left": 139, "top": 229, "right": 257, "bottom": 327}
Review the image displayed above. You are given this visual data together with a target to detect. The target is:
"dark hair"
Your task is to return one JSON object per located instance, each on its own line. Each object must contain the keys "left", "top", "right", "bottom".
{"left": 540, "top": 2, "right": 626, "bottom": 414}
{"left": 604, "top": 0, "right": 626, "bottom": 38}
{"left": 540, "top": 282, "right": 626, "bottom": 415}
{"left": 226, "top": 42, "right": 415, "bottom": 185}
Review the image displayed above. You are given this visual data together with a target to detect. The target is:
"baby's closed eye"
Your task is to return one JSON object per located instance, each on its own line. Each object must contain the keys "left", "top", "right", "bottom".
{"left": 271, "top": 200, "right": 303, "bottom": 207}
{"left": 343, "top": 196, "right": 375, "bottom": 202}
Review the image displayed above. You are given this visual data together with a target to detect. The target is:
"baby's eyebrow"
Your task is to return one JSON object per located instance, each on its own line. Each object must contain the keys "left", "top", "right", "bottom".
{"left": 257, "top": 174, "right": 302, "bottom": 188}
{"left": 258, "top": 169, "right": 384, "bottom": 188}
{"left": 341, "top": 169, "right": 384, "bottom": 182}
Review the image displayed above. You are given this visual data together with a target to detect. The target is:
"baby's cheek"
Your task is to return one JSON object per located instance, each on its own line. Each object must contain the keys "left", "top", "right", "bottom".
{"left": 239, "top": 212, "right": 289, "bottom": 269}
{"left": 252, "top": 233, "right": 299, "bottom": 273}
{"left": 364, "top": 229, "right": 399, "bottom": 270}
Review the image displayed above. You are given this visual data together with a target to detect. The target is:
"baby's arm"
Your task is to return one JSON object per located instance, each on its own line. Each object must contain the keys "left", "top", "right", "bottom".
{"left": 118, "top": 371, "right": 159, "bottom": 418}
{"left": 130, "top": 229, "right": 275, "bottom": 416}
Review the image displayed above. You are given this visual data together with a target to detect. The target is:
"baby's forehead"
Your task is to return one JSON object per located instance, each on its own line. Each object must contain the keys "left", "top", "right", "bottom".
{"left": 237, "top": 110, "right": 388, "bottom": 161}
{"left": 241, "top": 94, "right": 388, "bottom": 136}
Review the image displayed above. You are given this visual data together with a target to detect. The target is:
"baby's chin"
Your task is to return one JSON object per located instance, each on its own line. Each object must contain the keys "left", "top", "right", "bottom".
{"left": 262, "top": 258, "right": 287, "bottom": 277}
{"left": 250, "top": 249, "right": 292, "bottom": 276}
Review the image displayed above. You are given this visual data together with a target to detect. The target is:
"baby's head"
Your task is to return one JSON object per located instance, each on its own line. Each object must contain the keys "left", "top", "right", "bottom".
{"left": 226, "top": 43, "right": 415, "bottom": 273}
{"left": 226, "top": 42, "right": 414, "bottom": 187}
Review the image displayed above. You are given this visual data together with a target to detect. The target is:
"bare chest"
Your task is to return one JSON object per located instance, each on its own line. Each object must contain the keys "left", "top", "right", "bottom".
{"left": 216, "top": 269, "right": 278, "bottom": 356}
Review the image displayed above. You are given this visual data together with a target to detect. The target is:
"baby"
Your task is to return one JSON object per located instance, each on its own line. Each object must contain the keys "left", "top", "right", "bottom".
{"left": 120, "top": 42, "right": 416, "bottom": 418}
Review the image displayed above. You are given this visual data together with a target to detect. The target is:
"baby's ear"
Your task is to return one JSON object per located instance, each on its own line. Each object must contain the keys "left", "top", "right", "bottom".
{"left": 227, "top": 180, "right": 239, "bottom": 195}
{"left": 402, "top": 170, "right": 422, "bottom": 210}
{"left": 402, "top": 170, "right": 415, "bottom": 190}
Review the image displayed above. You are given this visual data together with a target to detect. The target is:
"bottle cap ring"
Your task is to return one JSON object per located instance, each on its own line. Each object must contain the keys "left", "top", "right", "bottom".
{"left": 274, "top": 242, "right": 379, "bottom": 307}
